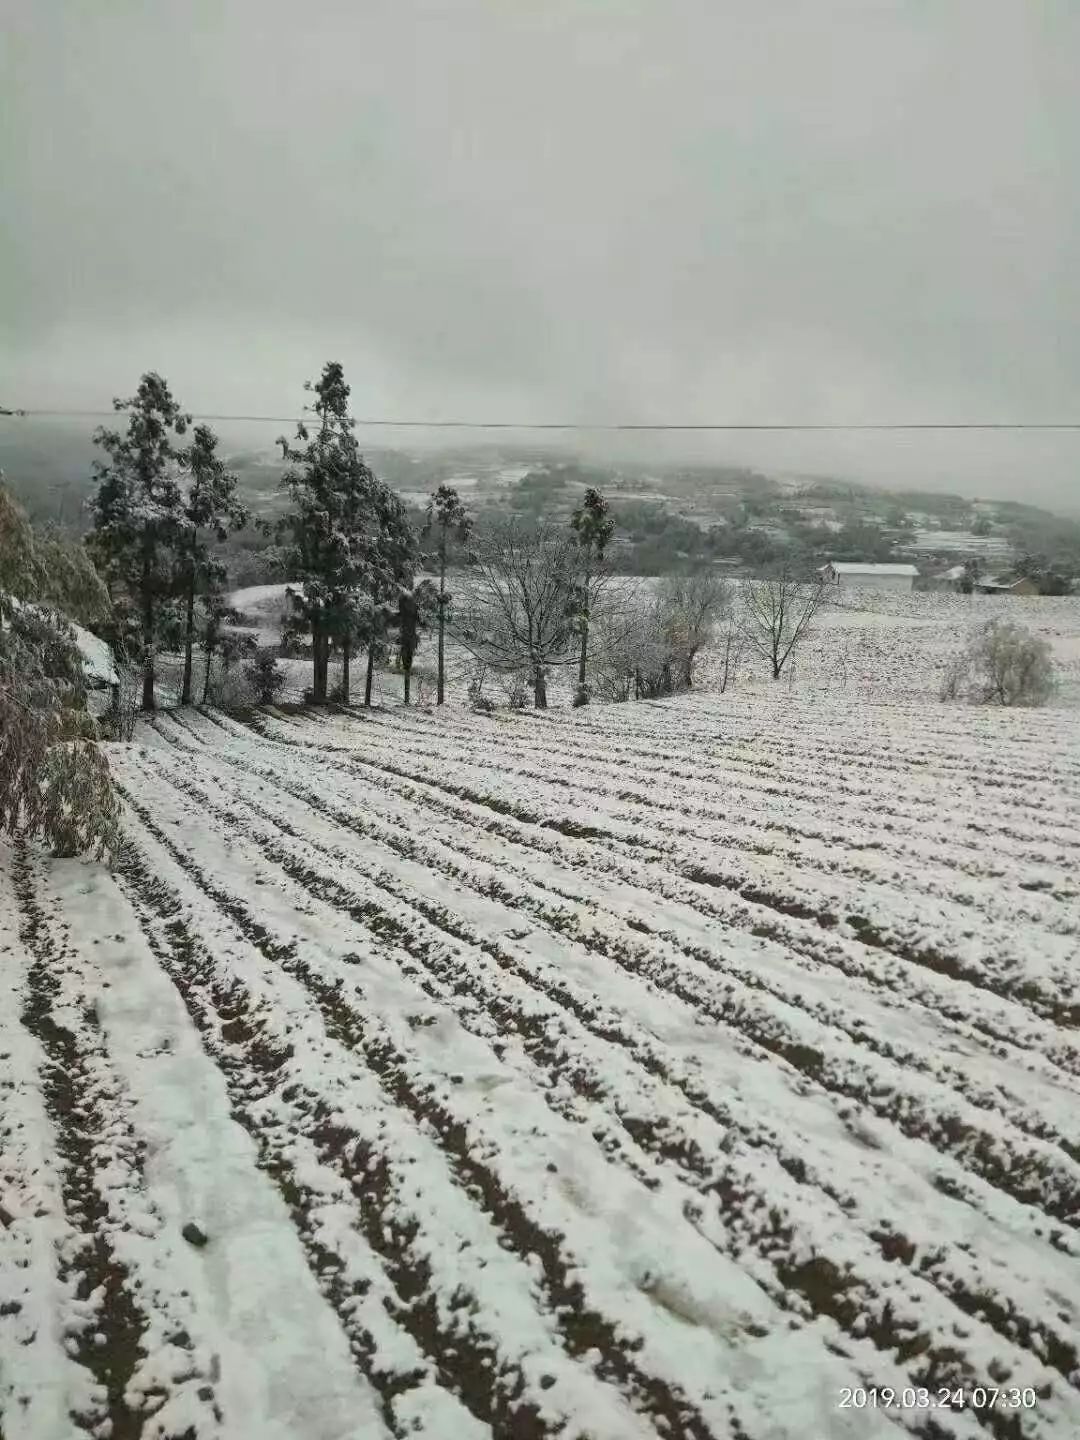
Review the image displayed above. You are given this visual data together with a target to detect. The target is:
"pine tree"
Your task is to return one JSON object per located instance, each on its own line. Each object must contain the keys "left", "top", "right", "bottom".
{"left": 177, "top": 425, "right": 248, "bottom": 704}
{"left": 280, "top": 363, "right": 417, "bottom": 706}
{"left": 569, "top": 487, "right": 615, "bottom": 704}
{"left": 279, "top": 363, "right": 381, "bottom": 704}
{"left": 88, "top": 373, "right": 191, "bottom": 710}
{"left": 198, "top": 581, "right": 237, "bottom": 704}
{"left": 422, "top": 485, "right": 471, "bottom": 705}
{"left": 353, "top": 488, "right": 418, "bottom": 707}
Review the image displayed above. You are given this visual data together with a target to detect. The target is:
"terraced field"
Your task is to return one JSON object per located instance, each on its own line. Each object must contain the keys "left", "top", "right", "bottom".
{"left": 3, "top": 692, "right": 1080, "bottom": 1440}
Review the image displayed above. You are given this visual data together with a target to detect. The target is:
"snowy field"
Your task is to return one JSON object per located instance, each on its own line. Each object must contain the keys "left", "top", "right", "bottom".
{"left": 3, "top": 687, "right": 1080, "bottom": 1439}
{"left": 227, "top": 584, "right": 1080, "bottom": 711}
{"left": 737, "top": 592, "right": 1080, "bottom": 709}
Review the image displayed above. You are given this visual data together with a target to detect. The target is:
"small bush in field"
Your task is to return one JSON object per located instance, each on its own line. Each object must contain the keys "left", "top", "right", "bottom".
{"left": 0, "top": 603, "right": 119, "bottom": 858}
{"left": 944, "top": 619, "right": 1056, "bottom": 708}
{"left": 246, "top": 648, "right": 286, "bottom": 706}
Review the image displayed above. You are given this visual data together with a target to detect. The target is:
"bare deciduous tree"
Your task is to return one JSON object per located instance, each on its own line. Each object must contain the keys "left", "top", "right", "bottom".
{"left": 740, "top": 569, "right": 827, "bottom": 680}
{"left": 454, "top": 519, "right": 577, "bottom": 708}
{"left": 715, "top": 611, "right": 744, "bottom": 693}
{"left": 656, "top": 571, "right": 733, "bottom": 689}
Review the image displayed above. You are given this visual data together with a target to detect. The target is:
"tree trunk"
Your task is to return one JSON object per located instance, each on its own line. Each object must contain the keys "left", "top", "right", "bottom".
{"left": 140, "top": 541, "right": 155, "bottom": 711}
{"left": 341, "top": 636, "right": 351, "bottom": 706}
{"left": 533, "top": 662, "right": 547, "bottom": 709}
{"left": 202, "top": 641, "right": 213, "bottom": 704}
{"left": 180, "top": 556, "right": 196, "bottom": 705}
{"left": 364, "top": 643, "right": 376, "bottom": 706}
{"left": 577, "top": 562, "right": 590, "bottom": 697}
{"left": 403, "top": 662, "right": 412, "bottom": 706}
{"left": 436, "top": 548, "right": 446, "bottom": 705}
{"left": 312, "top": 618, "right": 328, "bottom": 704}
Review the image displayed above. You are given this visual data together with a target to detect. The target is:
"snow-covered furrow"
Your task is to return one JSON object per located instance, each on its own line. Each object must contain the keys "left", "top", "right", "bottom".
{"left": 345, "top": 705, "right": 1080, "bottom": 884}
{"left": 114, "top": 791, "right": 768, "bottom": 1440}
{"left": 114, "top": 754, "right": 1013, "bottom": 1440}
{"left": 9, "top": 842, "right": 224, "bottom": 1440}
{"left": 247, "top": 699, "right": 1079, "bottom": 891}
{"left": 36, "top": 850, "right": 393, "bottom": 1440}
{"left": 121, "top": 738, "right": 1080, "bottom": 1417}
{"left": 0, "top": 843, "right": 96, "bottom": 1440}
{"left": 111, "top": 838, "right": 486, "bottom": 1440}
{"left": 339, "top": 699, "right": 1080, "bottom": 829}
{"left": 202, "top": 710, "right": 1080, "bottom": 1048}
{"left": 151, "top": 720, "right": 1080, "bottom": 1165}
{"left": 200, "top": 710, "right": 1080, "bottom": 1069}
{"left": 303, "top": 733, "right": 1079, "bottom": 1000}
{"left": 380, "top": 766, "right": 1076, "bottom": 1025}
{"left": 530, "top": 691, "right": 1080, "bottom": 781}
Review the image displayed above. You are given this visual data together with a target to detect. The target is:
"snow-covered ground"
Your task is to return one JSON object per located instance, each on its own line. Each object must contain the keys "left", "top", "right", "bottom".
{"left": 3, "top": 686, "right": 1080, "bottom": 1439}
{"left": 229, "top": 584, "right": 1080, "bottom": 712}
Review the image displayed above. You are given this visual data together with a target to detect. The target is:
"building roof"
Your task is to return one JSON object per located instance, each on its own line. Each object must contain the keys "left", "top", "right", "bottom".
{"left": 823, "top": 562, "right": 920, "bottom": 577}
{"left": 978, "top": 575, "right": 1030, "bottom": 591}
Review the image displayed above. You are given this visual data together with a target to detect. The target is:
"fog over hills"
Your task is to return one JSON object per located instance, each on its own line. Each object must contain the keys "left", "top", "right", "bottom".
{"left": 3, "top": 415, "right": 1078, "bottom": 532}
{"left": 5, "top": 2, "right": 1079, "bottom": 515}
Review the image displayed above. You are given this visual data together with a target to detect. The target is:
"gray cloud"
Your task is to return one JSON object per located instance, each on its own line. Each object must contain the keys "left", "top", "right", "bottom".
{"left": 3, "top": 0, "right": 1079, "bottom": 504}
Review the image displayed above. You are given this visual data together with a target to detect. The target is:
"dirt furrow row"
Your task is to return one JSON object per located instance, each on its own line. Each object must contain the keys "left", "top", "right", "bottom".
{"left": 164, "top": 727, "right": 1080, "bottom": 1222}
{"left": 12, "top": 844, "right": 221, "bottom": 1440}
{"left": 124, "top": 745, "right": 1073, "bottom": 1427}
{"left": 114, "top": 797, "right": 735, "bottom": 1440}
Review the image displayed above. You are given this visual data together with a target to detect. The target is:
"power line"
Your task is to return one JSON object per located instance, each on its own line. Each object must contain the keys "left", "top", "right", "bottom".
{"left": 5, "top": 409, "right": 1080, "bottom": 431}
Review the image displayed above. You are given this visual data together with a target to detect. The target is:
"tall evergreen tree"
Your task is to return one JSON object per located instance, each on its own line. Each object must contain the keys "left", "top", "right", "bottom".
{"left": 198, "top": 583, "right": 245, "bottom": 704}
{"left": 88, "top": 373, "right": 190, "bottom": 710}
{"left": 422, "top": 485, "right": 471, "bottom": 705}
{"left": 357, "top": 483, "right": 418, "bottom": 706}
{"left": 280, "top": 362, "right": 418, "bottom": 706}
{"left": 279, "top": 363, "right": 383, "bottom": 704}
{"left": 177, "top": 425, "right": 248, "bottom": 704}
{"left": 570, "top": 487, "right": 615, "bottom": 704}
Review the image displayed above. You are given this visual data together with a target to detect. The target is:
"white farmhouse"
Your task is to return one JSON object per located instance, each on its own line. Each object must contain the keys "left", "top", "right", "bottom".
{"left": 820, "top": 562, "right": 919, "bottom": 592}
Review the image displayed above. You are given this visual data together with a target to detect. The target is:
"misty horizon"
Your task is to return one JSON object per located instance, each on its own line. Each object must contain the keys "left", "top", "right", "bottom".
{"left": 5, "top": 1, "right": 1079, "bottom": 508}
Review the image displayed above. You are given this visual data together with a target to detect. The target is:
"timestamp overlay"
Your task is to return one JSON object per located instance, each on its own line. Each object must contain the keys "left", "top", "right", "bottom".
{"left": 840, "top": 1385, "right": 1041, "bottom": 1414}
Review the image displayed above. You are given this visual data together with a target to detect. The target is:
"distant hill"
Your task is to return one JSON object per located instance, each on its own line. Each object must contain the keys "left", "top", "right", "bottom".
{"left": 3, "top": 417, "right": 1078, "bottom": 579}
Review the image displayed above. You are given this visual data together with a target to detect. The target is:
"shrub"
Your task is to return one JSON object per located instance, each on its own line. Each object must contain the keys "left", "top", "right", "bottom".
{"left": 101, "top": 664, "right": 140, "bottom": 741}
{"left": 945, "top": 619, "right": 1056, "bottom": 707}
{"left": 246, "top": 648, "right": 286, "bottom": 706}
{"left": 0, "top": 603, "right": 119, "bottom": 858}
{"left": 467, "top": 661, "right": 496, "bottom": 712}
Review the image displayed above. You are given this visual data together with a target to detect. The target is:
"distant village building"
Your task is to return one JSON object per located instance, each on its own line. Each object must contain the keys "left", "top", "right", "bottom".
{"left": 923, "top": 564, "right": 967, "bottom": 592}
{"left": 977, "top": 574, "right": 1040, "bottom": 596}
{"left": 820, "top": 562, "right": 919, "bottom": 592}
{"left": 906, "top": 530, "right": 1013, "bottom": 560}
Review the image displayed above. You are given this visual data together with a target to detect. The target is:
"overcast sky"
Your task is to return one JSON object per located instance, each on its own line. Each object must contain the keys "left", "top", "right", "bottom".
{"left": 4, "top": 1, "right": 1079, "bottom": 505}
